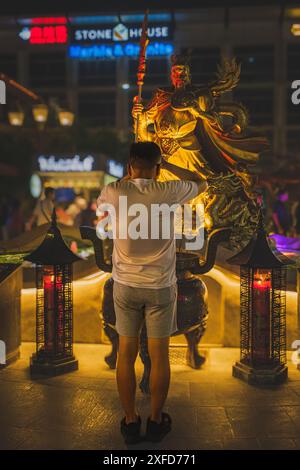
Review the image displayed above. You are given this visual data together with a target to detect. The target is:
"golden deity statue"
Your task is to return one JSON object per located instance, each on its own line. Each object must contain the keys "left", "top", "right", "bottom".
{"left": 132, "top": 54, "right": 269, "bottom": 248}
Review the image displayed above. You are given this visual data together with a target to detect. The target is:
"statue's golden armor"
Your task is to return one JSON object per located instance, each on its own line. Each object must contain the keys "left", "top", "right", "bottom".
{"left": 133, "top": 58, "right": 269, "bottom": 248}
{"left": 137, "top": 87, "right": 222, "bottom": 179}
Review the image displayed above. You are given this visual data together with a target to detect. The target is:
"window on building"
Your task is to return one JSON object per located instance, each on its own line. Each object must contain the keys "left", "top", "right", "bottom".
{"left": 234, "top": 46, "right": 274, "bottom": 83}
{"left": 29, "top": 52, "right": 66, "bottom": 87}
{"left": 233, "top": 87, "right": 274, "bottom": 126}
{"left": 78, "top": 60, "right": 116, "bottom": 86}
{"left": 287, "top": 44, "right": 300, "bottom": 82}
{"left": 287, "top": 130, "right": 300, "bottom": 157}
{"left": 129, "top": 58, "right": 169, "bottom": 86}
{"left": 181, "top": 47, "right": 221, "bottom": 83}
{"left": 0, "top": 54, "right": 17, "bottom": 79}
{"left": 78, "top": 92, "right": 115, "bottom": 127}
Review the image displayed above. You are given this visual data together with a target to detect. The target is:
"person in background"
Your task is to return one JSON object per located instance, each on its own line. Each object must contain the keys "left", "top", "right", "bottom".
{"left": 26, "top": 187, "right": 55, "bottom": 230}
{"left": 272, "top": 188, "right": 291, "bottom": 236}
{"left": 76, "top": 199, "right": 98, "bottom": 227}
{"left": 66, "top": 194, "right": 88, "bottom": 227}
{"left": 56, "top": 202, "right": 73, "bottom": 226}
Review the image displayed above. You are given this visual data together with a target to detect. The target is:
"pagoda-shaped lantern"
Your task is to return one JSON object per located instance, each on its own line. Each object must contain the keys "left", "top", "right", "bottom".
{"left": 26, "top": 209, "right": 80, "bottom": 376}
{"left": 227, "top": 213, "right": 293, "bottom": 385}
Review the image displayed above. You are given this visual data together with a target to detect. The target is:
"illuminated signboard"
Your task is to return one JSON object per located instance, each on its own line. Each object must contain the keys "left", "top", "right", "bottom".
{"left": 107, "top": 160, "right": 124, "bottom": 178}
{"left": 71, "top": 23, "right": 172, "bottom": 43}
{"left": 30, "top": 174, "right": 42, "bottom": 198}
{"left": 18, "top": 18, "right": 173, "bottom": 51}
{"left": 31, "top": 17, "right": 67, "bottom": 24}
{"left": 37, "top": 155, "right": 96, "bottom": 172}
{"left": 19, "top": 17, "right": 68, "bottom": 44}
{"left": 69, "top": 42, "right": 174, "bottom": 59}
{"left": 19, "top": 16, "right": 68, "bottom": 25}
{"left": 20, "top": 25, "right": 68, "bottom": 44}
{"left": 69, "top": 21, "right": 173, "bottom": 58}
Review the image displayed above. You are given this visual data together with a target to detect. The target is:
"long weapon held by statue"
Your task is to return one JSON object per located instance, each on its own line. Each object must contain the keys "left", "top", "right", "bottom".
{"left": 135, "top": 10, "right": 149, "bottom": 142}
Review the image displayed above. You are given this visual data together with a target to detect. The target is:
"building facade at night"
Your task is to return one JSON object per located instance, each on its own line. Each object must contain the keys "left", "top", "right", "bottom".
{"left": 0, "top": 4, "right": 299, "bottom": 161}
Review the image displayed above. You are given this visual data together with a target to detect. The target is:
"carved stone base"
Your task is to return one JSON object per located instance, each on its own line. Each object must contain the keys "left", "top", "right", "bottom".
{"left": 30, "top": 353, "right": 78, "bottom": 377}
{"left": 232, "top": 361, "right": 288, "bottom": 385}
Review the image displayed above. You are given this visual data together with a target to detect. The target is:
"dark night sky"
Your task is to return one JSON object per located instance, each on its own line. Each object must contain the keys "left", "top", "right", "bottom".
{"left": 0, "top": 0, "right": 291, "bottom": 17}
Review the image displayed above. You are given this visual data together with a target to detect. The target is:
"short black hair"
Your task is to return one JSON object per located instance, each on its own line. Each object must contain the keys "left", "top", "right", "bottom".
{"left": 45, "top": 187, "right": 55, "bottom": 197}
{"left": 129, "top": 142, "right": 161, "bottom": 170}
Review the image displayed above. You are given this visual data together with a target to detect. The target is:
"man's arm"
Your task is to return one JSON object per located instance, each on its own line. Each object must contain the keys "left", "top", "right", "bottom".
{"left": 161, "top": 159, "right": 207, "bottom": 191}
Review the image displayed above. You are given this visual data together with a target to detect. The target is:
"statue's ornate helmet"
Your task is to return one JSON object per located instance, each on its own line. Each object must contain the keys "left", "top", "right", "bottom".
{"left": 170, "top": 53, "right": 191, "bottom": 84}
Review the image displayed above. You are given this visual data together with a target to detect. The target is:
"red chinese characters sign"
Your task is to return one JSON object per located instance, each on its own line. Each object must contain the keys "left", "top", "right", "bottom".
{"left": 29, "top": 25, "right": 68, "bottom": 44}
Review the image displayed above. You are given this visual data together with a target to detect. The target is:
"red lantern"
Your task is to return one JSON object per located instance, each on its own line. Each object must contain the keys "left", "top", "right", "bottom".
{"left": 252, "top": 269, "right": 272, "bottom": 364}
{"left": 26, "top": 209, "right": 80, "bottom": 376}
{"left": 227, "top": 213, "right": 293, "bottom": 385}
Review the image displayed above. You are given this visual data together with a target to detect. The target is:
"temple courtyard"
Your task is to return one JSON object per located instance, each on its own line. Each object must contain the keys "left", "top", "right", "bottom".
{"left": 1, "top": 343, "right": 300, "bottom": 450}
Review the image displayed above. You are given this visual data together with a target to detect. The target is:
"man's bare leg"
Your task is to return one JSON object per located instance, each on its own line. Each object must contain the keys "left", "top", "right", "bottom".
{"left": 117, "top": 335, "right": 139, "bottom": 423}
{"left": 148, "top": 337, "right": 170, "bottom": 423}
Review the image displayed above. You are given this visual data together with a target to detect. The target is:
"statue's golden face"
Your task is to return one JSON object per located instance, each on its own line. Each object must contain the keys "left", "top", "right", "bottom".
{"left": 171, "top": 65, "right": 191, "bottom": 88}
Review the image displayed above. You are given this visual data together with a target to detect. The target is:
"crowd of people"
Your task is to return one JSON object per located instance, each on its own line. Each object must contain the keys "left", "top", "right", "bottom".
{"left": 0, "top": 184, "right": 300, "bottom": 242}
{"left": 25, "top": 187, "right": 98, "bottom": 230}
{"left": 268, "top": 188, "right": 300, "bottom": 237}
{"left": 0, "top": 187, "right": 98, "bottom": 240}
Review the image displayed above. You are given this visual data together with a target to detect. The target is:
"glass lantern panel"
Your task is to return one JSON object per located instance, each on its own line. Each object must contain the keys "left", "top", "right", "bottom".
{"left": 251, "top": 268, "right": 272, "bottom": 365}
{"left": 43, "top": 266, "right": 55, "bottom": 353}
{"left": 42, "top": 265, "right": 65, "bottom": 355}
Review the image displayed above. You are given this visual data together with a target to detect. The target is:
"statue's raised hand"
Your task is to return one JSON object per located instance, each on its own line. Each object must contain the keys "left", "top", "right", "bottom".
{"left": 132, "top": 96, "right": 144, "bottom": 119}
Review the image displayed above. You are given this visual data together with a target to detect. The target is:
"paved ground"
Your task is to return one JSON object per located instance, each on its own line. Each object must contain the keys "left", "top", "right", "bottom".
{"left": 1, "top": 343, "right": 300, "bottom": 450}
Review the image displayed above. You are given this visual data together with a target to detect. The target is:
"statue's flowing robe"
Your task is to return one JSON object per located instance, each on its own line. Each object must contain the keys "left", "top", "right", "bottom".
{"left": 135, "top": 85, "right": 269, "bottom": 247}
{"left": 139, "top": 86, "right": 269, "bottom": 178}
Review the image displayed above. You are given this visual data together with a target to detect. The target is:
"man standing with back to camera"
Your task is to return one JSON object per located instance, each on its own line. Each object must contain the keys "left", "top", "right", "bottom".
{"left": 97, "top": 141, "right": 207, "bottom": 444}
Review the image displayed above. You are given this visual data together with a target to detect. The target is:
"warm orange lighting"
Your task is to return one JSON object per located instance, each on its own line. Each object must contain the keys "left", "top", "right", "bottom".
{"left": 286, "top": 9, "right": 300, "bottom": 19}
{"left": 32, "top": 103, "right": 49, "bottom": 123}
{"left": 8, "top": 111, "right": 24, "bottom": 126}
{"left": 253, "top": 270, "right": 271, "bottom": 290}
{"left": 291, "top": 24, "right": 300, "bottom": 36}
{"left": 58, "top": 110, "right": 75, "bottom": 127}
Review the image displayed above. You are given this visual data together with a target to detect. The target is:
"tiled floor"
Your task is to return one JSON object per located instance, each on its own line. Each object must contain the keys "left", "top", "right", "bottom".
{"left": 1, "top": 343, "right": 300, "bottom": 450}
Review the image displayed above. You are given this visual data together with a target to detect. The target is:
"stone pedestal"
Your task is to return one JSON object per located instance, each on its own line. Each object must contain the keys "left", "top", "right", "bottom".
{"left": 233, "top": 361, "right": 288, "bottom": 385}
{"left": 30, "top": 353, "right": 78, "bottom": 377}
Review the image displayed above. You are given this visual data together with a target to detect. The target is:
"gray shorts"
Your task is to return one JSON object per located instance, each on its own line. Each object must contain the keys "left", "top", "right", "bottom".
{"left": 113, "top": 281, "right": 178, "bottom": 338}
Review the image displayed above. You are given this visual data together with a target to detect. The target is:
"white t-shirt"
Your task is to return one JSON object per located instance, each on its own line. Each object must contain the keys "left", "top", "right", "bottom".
{"left": 97, "top": 179, "right": 206, "bottom": 289}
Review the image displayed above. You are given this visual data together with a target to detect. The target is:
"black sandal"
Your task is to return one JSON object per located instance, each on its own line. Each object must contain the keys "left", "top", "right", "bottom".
{"left": 120, "top": 415, "right": 142, "bottom": 445}
{"left": 146, "top": 412, "right": 172, "bottom": 442}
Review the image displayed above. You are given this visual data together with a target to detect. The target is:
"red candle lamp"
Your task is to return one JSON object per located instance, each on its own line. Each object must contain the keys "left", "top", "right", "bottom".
{"left": 227, "top": 212, "right": 293, "bottom": 385}
{"left": 25, "top": 209, "right": 80, "bottom": 376}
